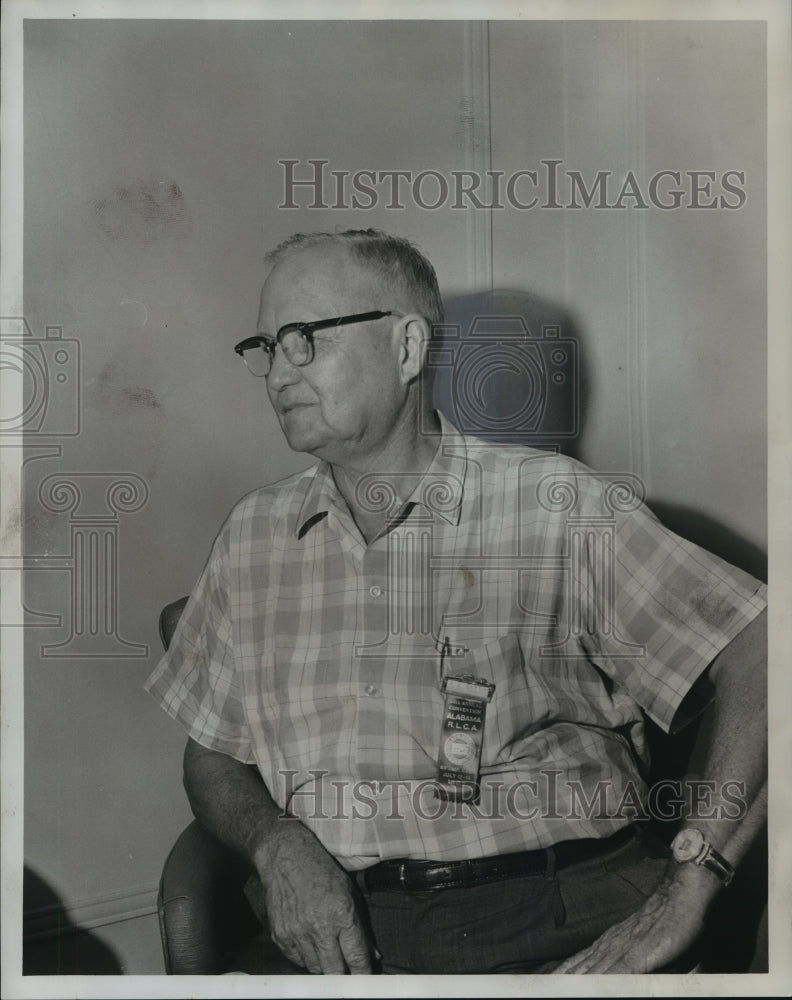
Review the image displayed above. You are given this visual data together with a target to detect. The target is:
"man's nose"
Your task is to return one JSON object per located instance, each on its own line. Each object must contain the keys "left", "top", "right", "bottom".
{"left": 266, "top": 343, "right": 302, "bottom": 390}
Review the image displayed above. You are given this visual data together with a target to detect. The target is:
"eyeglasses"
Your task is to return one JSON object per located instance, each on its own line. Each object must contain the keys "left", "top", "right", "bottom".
{"left": 234, "top": 309, "right": 402, "bottom": 377}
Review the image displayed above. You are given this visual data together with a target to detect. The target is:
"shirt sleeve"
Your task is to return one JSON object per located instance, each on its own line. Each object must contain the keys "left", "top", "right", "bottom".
{"left": 144, "top": 520, "right": 255, "bottom": 763}
{"left": 571, "top": 472, "right": 767, "bottom": 734}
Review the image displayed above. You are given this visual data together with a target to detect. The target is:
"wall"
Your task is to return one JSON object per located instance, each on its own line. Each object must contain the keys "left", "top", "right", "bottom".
{"left": 488, "top": 20, "right": 766, "bottom": 570}
{"left": 19, "top": 18, "right": 765, "bottom": 971}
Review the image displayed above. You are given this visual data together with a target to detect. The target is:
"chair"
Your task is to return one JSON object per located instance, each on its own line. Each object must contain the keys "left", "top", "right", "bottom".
{"left": 156, "top": 598, "right": 265, "bottom": 974}
{"left": 155, "top": 601, "right": 768, "bottom": 975}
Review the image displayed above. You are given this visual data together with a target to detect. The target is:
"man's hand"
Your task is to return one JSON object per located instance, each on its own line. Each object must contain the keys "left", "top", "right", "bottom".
{"left": 555, "top": 871, "right": 708, "bottom": 974}
{"left": 559, "top": 610, "right": 768, "bottom": 975}
{"left": 256, "top": 818, "right": 373, "bottom": 975}
{"left": 182, "top": 738, "right": 373, "bottom": 974}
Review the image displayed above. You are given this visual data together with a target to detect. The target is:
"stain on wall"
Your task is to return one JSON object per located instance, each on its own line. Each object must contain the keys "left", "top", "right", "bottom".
{"left": 454, "top": 96, "right": 486, "bottom": 151}
{"left": 89, "top": 361, "right": 162, "bottom": 414}
{"left": 121, "top": 386, "right": 161, "bottom": 410}
{"left": 92, "top": 175, "right": 191, "bottom": 242}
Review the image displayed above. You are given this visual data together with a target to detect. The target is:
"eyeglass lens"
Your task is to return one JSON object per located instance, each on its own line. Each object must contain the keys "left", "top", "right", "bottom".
{"left": 242, "top": 327, "right": 312, "bottom": 377}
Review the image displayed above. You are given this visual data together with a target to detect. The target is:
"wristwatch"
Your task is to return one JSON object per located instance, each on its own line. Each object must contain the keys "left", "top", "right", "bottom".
{"left": 670, "top": 828, "right": 735, "bottom": 887}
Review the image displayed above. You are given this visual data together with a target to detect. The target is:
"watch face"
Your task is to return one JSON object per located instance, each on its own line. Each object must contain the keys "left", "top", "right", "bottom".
{"left": 672, "top": 828, "right": 705, "bottom": 862}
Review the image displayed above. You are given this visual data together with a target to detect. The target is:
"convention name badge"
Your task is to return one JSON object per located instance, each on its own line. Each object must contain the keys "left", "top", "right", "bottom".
{"left": 436, "top": 667, "right": 495, "bottom": 804}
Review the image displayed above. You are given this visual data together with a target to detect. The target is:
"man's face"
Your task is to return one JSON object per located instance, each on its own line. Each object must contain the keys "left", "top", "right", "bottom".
{"left": 257, "top": 247, "right": 407, "bottom": 466}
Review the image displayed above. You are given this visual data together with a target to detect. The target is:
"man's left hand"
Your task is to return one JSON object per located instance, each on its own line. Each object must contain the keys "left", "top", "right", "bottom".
{"left": 555, "top": 875, "right": 708, "bottom": 974}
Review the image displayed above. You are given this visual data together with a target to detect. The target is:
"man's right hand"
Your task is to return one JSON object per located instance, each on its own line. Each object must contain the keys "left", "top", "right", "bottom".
{"left": 182, "top": 738, "right": 374, "bottom": 974}
{"left": 255, "top": 817, "right": 373, "bottom": 975}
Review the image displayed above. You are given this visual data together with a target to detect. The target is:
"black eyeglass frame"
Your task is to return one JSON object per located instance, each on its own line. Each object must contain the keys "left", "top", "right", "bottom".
{"left": 234, "top": 309, "right": 402, "bottom": 376}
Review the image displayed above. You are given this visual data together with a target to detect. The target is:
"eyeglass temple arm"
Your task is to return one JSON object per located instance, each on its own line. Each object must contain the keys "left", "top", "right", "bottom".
{"left": 303, "top": 310, "right": 398, "bottom": 334}
{"left": 234, "top": 310, "right": 402, "bottom": 355}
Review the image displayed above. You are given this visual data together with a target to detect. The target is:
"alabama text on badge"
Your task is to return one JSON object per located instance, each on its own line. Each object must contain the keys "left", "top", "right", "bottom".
{"left": 436, "top": 675, "right": 495, "bottom": 803}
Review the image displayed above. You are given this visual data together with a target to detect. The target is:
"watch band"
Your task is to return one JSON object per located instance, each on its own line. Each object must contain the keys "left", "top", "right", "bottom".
{"left": 696, "top": 842, "right": 735, "bottom": 887}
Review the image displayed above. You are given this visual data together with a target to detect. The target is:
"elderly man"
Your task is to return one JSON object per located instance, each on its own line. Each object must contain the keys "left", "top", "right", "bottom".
{"left": 145, "top": 229, "right": 767, "bottom": 975}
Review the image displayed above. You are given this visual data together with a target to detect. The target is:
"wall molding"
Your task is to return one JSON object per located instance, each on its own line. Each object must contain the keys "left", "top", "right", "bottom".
{"left": 23, "top": 880, "right": 158, "bottom": 942}
{"left": 462, "top": 20, "right": 493, "bottom": 292}
{"left": 623, "top": 21, "right": 652, "bottom": 491}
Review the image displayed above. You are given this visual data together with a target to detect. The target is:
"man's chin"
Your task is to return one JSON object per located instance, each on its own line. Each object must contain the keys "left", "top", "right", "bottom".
{"left": 281, "top": 430, "right": 323, "bottom": 454}
{"left": 279, "top": 411, "right": 326, "bottom": 455}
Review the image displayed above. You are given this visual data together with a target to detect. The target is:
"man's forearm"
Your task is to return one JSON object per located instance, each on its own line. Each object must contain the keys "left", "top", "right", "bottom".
{"left": 555, "top": 608, "right": 768, "bottom": 973}
{"left": 182, "top": 736, "right": 283, "bottom": 871}
{"left": 671, "top": 608, "right": 768, "bottom": 896}
{"left": 182, "top": 737, "right": 374, "bottom": 974}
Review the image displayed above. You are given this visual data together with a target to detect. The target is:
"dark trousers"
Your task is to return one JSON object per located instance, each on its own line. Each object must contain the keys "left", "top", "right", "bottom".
{"left": 238, "top": 829, "right": 672, "bottom": 975}
{"left": 357, "top": 829, "right": 670, "bottom": 974}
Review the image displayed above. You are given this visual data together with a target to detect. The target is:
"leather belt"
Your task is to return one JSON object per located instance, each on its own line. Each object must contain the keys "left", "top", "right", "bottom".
{"left": 362, "top": 825, "right": 637, "bottom": 893}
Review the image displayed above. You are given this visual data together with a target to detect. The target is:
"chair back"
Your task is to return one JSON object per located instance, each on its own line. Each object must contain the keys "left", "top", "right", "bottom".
{"left": 158, "top": 596, "right": 189, "bottom": 650}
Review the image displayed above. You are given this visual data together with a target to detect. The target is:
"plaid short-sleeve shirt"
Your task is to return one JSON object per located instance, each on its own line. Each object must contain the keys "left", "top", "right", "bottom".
{"left": 145, "top": 414, "right": 766, "bottom": 869}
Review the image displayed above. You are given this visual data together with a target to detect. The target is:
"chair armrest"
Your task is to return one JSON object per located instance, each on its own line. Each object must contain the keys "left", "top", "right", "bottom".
{"left": 157, "top": 819, "right": 258, "bottom": 974}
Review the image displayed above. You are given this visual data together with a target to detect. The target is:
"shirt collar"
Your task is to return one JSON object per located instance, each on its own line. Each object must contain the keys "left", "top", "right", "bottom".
{"left": 295, "top": 411, "right": 467, "bottom": 538}
{"left": 295, "top": 460, "right": 339, "bottom": 538}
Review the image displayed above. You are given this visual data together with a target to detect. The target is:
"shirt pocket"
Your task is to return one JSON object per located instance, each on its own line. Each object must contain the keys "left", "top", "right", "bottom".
{"left": 451, "top": 633, "right": 560, "bottom": 766}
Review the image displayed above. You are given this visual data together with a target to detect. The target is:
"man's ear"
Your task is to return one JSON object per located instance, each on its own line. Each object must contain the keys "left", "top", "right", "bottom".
{"left": 396, "top": 313, "right": 431, "bottom": 384}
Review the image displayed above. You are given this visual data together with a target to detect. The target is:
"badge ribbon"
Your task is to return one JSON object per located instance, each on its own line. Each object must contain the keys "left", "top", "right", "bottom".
{"left": 436, "top": 650, "right": 495, "bottom": 803}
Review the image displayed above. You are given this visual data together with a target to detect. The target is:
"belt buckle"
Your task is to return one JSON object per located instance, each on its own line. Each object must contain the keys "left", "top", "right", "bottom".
{"left": 398, "top": 861, "right": 440, "bottom": 892}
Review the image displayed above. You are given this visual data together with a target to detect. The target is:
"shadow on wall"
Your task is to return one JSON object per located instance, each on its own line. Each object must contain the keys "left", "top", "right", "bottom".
{"left": 431, "top": 289, "right": 588, "bottom": 462}
{"left": 23, "top": 866, "right": 122, "bottom": 975}
{"left": 697, "top": 821, "right": 768, "bottom": 972}
{"left": 431, "top": 289, "right": 765, "bottom": 582}
{"left": 650, "top": 500, "right": 767, "bottom": 583}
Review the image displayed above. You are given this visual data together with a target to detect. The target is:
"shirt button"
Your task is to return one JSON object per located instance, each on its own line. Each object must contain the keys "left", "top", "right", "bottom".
{"left": 364, "top": 684, "right": 379, "bottom": 697}
{"left": 369, "top": 585, "right": 383, "bottom": 598}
